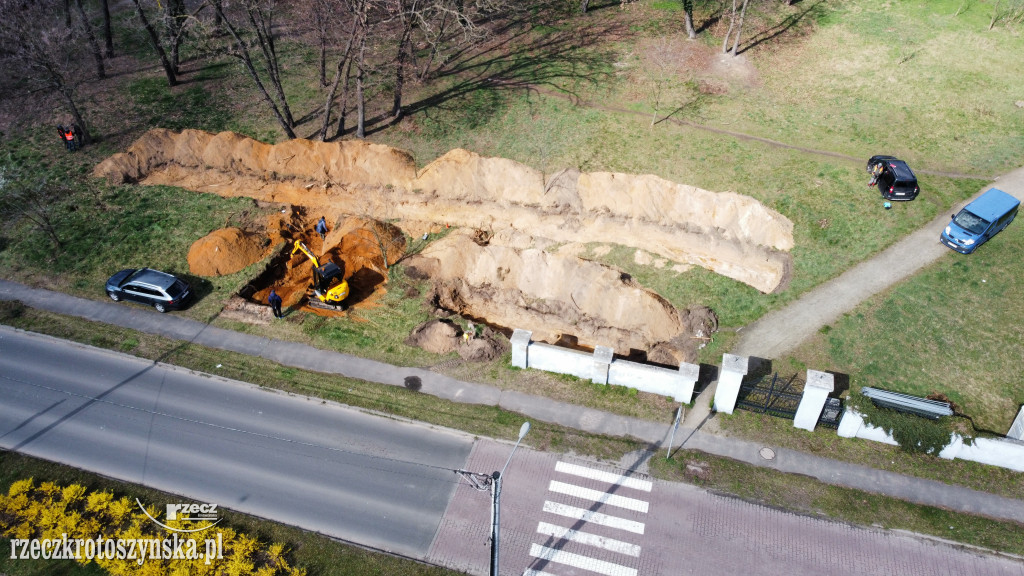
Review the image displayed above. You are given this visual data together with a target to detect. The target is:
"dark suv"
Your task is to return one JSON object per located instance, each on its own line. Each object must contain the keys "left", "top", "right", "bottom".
{"left": 867, "top": 155, "right": 919, "bottom": 201}
{"left": 105, "top": 268, "right": 191, "bottom": 313}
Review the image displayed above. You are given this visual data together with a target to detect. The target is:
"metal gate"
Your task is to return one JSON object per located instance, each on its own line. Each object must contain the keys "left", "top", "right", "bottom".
{"left": 736, "top": 372, "right": 843, "bottom": 428}
{"left": 736, "top": 372, "right": 803, "bottom": 419}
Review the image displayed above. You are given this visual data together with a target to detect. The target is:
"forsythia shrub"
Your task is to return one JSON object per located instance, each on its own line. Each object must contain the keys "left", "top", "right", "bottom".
{"left": 0, "top": 478, "right": 305, "bottom": 576}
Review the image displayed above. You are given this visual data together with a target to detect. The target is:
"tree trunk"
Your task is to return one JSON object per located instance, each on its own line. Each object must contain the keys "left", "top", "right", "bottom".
{"left": 246, "top": 5, "right": 295, "bottom": 128}
{"left": 356, "top": 43, "right": 366, "bottom": 139}
{"left": 392, "top": 26, "right": 412, "bottom": 121}
{"left": 580, "top": 0, "right": 591, "bottom": 13}
{"left": 164, "top": 0, "right": 185, "bottom": 73}
{"left": 321, "top": 56, "right": 347, "bottom": 141}
{"left": 215, "top": 3, "right": 296, "bottom": 139}
{"left": 322, "top": 13, "right": 360, "bottom": 140}
{"left": 729, "top": 0, "right": 750, "bottom": 56}
{"left": 100, "top": 0, "right": 113, "bottom": 57}
{"left": 335, "top": 59, "right": 353, "bottom": 140}
{"left": 73, "top": 0, "right": 106, "bottom": 79}
{"left": 683, "top": 0, "right": 696, "bottom": 39}
{"left": 722, "top": 0, "right": 737, "bottom": 53}
{"left": 59, "top": 86, "right": 91, "bottom": 145}
{"left": 130, "top": 0, "right": 177, "bottom": 86}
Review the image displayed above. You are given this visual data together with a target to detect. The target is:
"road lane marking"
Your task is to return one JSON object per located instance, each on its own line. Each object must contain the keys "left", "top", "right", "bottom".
{"left": 548, "top": 481, "right": 649, "bottom": 513}
{"left": 542, "top": 501, "right": 645, "bottom": 534}
{"left": 555, "top": 461, "right": 652, "bottom": 492}
{"left": 536, "top": 522, "right": 641, "bottom": 557}
{"left": 528, "top": 543, "right": 637, "bottom": 576}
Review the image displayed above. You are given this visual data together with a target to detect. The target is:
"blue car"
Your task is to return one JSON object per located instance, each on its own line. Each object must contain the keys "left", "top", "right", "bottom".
{"left": 105, "top": 268, "right": 192, "bottom": 312}
{"left": 940, "top": 188, "right": 1020, "bottom": 254}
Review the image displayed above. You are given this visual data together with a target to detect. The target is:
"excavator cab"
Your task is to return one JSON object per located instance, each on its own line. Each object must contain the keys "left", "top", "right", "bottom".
{"left": 292, "top": 240, "right": 349, "bottom": 310}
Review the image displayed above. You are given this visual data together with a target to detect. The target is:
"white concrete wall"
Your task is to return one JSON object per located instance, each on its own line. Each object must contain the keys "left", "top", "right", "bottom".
{"left": 838, "top": 409, "right": 1024, "bottom": 472}
{"left": 509, "top": 329, "right": 699, "bottom": 403}
{"left": 527, "top": 341, "right": 592, "bottom": 379}
{"left": 609, "top": 359, "right": 690, "bottom": 403}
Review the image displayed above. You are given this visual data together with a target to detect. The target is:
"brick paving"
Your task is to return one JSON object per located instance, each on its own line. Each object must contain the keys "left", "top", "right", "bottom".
{"left": 429, "top": 439, "right": 1024, "bottom": 576}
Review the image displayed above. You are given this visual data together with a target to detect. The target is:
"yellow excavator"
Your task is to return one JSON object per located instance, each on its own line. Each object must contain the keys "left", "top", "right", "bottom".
{"left": 292, "top": 240, "right": 349, "bottom": 310}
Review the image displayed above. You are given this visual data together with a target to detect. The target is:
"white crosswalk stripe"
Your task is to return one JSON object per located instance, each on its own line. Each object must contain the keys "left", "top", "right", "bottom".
{"left": 542, "top": 501, "right": 645, "bottom": 534}
{"left": 536, "top": 521, "right": 641, "bottom": 556}
{"left": 555, "top": 461, "right": 652, "bottom": 492}
{"left": 524, "top": 463, "right": 651, "bottom": 576}
{"left": 548, "top": 480, "right": 649, "bottom": 513}
{"left": 529, "top": 543, "right": 638, "bottom": 576}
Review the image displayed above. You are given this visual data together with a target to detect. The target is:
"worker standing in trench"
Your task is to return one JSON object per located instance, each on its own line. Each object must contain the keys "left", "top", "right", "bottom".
{"left": 315, "top": 216, "right": 328, "bottom": 247}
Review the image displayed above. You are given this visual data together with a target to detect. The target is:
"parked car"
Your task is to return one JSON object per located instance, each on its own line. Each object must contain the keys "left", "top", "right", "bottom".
{"left": 940, "top": 188, "right": 1020, "bottom": 254}
{"left": 867, "top": 155, "right": 919, "bottom": 201}
{"left": 105, "top": 268, "right": 192, "bottom": 312}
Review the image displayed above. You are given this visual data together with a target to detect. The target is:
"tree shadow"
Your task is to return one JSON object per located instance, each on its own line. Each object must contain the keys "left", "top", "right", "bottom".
{"left": 738, "top": 0, "right": 827, "bottom": 55}
{"left": 328, "top": 14, "right": 625, "bottom": 139}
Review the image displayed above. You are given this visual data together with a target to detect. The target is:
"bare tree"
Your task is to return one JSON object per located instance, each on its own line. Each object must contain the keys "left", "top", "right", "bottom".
{"left": 130, "top": 0, "right": 178, "bottom": 85}
{"left": 0, "top": 0, "right": 94, "bottom": 143}
{"left": 722, "top": 0, "right": 749, "bottom": 55}
{"left": 212, "top": 0, "right": 297, "bottom": 138}
{"left": 162, "top": 0, "right": 187, "bottom": 73}
{"left": 99, "top": 0, "right": 114, "bottom": 56}
{"left": 72, "top": 0, "right": 106, "bottom": 79}
{"left": 318, "top": 0, "right": 361, "bottom": 140}
{"left": 682, "top": 0, "right": 696, "bottom": 39}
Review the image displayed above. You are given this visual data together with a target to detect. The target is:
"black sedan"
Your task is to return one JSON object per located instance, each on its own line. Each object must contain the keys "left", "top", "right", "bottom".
{"left": 105, "top": 268, "right": 191, "bottom": 313}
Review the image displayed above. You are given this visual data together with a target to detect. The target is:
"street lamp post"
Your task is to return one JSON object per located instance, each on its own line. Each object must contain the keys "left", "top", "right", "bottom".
{"left": 456, "top": 421, "right": 531, "bottom": 576}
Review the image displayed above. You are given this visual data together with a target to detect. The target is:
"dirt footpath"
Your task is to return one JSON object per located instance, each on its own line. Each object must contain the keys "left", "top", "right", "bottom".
{"left": 732, "top": 166, "right": 1024, "bottom": 359}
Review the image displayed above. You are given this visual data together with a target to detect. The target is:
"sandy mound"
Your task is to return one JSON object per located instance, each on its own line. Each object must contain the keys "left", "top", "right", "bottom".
{"left": 407, "top": 231, "right": 711, "bottom": 361}
{"left": 405, "top": 319, "right": 509, "bottom": 361}
{"left": 405, "top": 319, "right": 460, "bottom": 354}
{"left": 94, "top": 129, "right": 793, "bottom": 293}
{"left": 188, "top": 227, "right": 271, "bottom": 276}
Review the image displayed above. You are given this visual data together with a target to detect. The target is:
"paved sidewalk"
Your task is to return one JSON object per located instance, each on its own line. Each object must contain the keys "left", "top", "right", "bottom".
{"left": 1, "top": 279, "right": 1022, "bottom": 524}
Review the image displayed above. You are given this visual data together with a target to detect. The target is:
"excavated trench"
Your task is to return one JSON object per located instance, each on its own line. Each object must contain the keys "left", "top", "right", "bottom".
{"left": 97, "top": 128, "right": 794, "bottom": 362}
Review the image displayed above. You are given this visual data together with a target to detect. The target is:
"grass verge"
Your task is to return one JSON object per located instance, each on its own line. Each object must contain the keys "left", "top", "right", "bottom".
{"left": 0, "top": 451, "right": 459, "bottom": 576}
{"left": 651, "top": 451, "right": 1024, "bottom": 557}
{"left": 2, "top": 302, "right": 1022, "bottom": 557}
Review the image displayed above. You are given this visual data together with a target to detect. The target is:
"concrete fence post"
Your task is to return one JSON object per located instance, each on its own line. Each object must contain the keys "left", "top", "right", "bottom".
{"left": 510, "top": 329, "right": 532, "bottom": 369}
{"left": 713, "top": 354, "right": 748, "bottom": 414}
{"left": 1009, "top": 406, "right": 1024, "bottom": 441}
{"left": 676, "top": 362, "right": 700, "bottom": 404}
{"left": 592, "top": 346, "right": 613, "bottom": 385}
{"left": 793, "top": 370, "right": 834, "bottom": 431}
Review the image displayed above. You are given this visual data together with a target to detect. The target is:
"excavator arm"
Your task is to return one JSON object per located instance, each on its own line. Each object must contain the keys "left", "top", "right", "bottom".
{"left": 291, "top": 240, "right": 349, "bottom": 308}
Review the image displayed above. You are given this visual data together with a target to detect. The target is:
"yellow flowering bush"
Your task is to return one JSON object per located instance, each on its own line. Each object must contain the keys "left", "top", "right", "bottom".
{"left": 0, "top": 478, "right": 304, "bottom": 576}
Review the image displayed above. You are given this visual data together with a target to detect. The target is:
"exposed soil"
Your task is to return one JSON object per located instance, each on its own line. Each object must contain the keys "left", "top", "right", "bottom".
{"left": 188, "top": 227, "right": 272, "bottom": 276}
{"left": 95, "top": 128, "right": 795, "bottom": 359}
{"left": 233, "top": 212, "right": 404, "bottom": 317}
{"left": 404, "top": 318, "right": 509, "bottom": 362}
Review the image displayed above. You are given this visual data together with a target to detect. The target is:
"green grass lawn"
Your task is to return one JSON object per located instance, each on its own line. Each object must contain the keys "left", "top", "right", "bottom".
{"left": 2, "top": 0, "right": 1023, "bottom": 433}
{"left": 779, "top": 214, "right": 1024, "bottom": 433}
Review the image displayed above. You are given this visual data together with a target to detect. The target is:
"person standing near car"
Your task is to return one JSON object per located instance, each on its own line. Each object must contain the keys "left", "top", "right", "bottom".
{"left": 268, "top": 289, "right": 284, "bottom": 319}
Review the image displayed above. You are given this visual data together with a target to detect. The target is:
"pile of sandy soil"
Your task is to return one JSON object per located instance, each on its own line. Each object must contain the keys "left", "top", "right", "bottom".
{"left": 94, "top": 128, "right": 793, "bottom": 293}
{"left": 407, "top": 230, "right": 714, "bottom": 362}
{"left": 96, "top": 128, "right": 795, "bottom": 359}
{"left": 187, "top": 227, "right": 271, "bottom": 276}
{"left": 404, "top": 319, "right": 509, "bottom": 362}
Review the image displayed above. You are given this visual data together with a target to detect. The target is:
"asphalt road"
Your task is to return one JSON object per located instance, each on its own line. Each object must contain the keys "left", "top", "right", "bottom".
{"left": 0, "top": 326, "right": 473, "bottom": 558}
